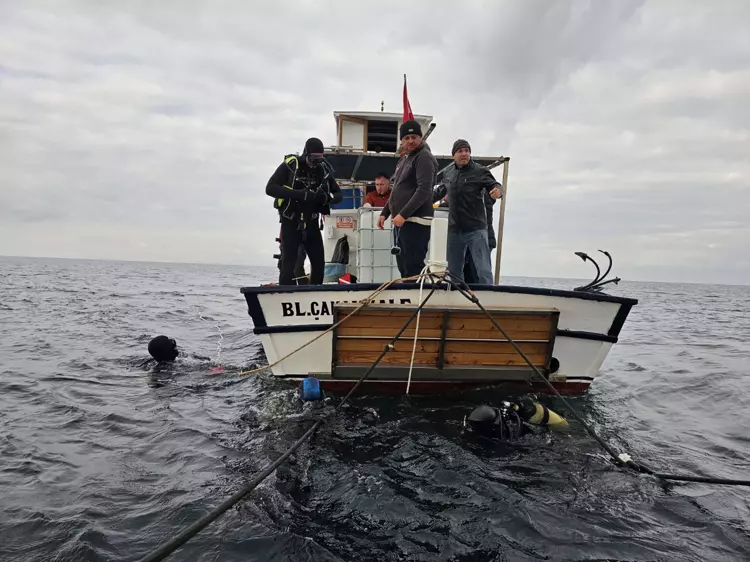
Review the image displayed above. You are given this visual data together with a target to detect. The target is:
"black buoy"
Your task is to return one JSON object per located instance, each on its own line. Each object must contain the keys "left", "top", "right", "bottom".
{"left": 148, "top": 335, "right": 179, "bottom": 362}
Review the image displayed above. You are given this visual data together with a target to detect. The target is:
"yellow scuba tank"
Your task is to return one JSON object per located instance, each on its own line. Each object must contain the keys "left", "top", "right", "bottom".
{"left": 515, "top": 397, "right": 569, "bottom": 429}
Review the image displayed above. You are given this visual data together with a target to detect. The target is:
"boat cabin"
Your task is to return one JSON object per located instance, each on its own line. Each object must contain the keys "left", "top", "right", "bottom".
{"left": 324, "top": 110, "right": 503, "bottom": 183}
{"left": 293, "top": 108, "right": 509, "bottom": 285}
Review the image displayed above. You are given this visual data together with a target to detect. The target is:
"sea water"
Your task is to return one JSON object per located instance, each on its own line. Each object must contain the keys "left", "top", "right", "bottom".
{"left": 1, "top": 256, "right": 748, "bottom": 561}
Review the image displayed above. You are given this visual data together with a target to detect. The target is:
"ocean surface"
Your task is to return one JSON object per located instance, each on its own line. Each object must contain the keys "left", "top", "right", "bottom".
{"left": 1, "top": 256, "right": 748, "bottom": 562}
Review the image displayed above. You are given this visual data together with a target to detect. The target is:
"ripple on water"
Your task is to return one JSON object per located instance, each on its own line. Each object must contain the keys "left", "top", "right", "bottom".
{"left": 1, "top": 258, "right": 749, "bottom": 561}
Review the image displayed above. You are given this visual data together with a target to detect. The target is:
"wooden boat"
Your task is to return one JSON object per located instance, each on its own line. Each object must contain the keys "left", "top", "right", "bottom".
{"left": 240, "top": 107, "right": 637, "bottom": 396}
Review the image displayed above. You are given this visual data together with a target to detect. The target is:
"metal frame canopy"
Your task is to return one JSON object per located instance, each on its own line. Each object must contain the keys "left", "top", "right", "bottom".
{"left": 323, "top": 149, "right": 503, "bottom": 183}
{"left": 325, "top": 108, "right": 511, "bottom": 284}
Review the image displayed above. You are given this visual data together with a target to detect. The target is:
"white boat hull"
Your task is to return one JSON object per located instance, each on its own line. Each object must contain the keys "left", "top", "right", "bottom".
{"left": 240, "top": 282, "right": 637, "bottom": 396}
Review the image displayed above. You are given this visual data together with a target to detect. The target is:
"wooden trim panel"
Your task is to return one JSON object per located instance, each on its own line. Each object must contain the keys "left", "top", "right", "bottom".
{"left": 331, "top": 304, "right": 560, "bottom": 380}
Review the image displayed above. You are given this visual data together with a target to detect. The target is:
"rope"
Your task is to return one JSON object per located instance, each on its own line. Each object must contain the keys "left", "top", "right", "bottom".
{"left": 140, "top": 273, "right": 748, "bottom": 561}
{"left": 137, "top": 277, "right": 445, "bottom": 562}
{"left": 191, "top": 304, "right": 224, "bottom": 365}
{"left": 236, "top": 272, "right": 427, "bottom": 377}
{"left": 643, "top": 472, "right": 750, "bottom": 486}
{"left": 405, "top": 257, "right": 447, "bottom": 395}
{"left": 137, "top": 419, "right": 324, "bottom": 562}
{"left": 443, "top": 274, "right": 750, "bottom": 488}
{"left": 405, "top": 267, "right": 429, "bottom": 394}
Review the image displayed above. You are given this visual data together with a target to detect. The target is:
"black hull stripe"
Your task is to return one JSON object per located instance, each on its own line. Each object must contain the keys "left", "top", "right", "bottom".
{"left": 255, "top": 323, "right": 332, "bottom": 334}
{"left": 243, "top": 284, "right": 637, "bottom": 331}
{"left": 556, "top": 330, "right": 618, "bottom": 343}
{"left": 608, "top": 302, "right": 634, "bottom": 338}
{"left": 245, "top": 293, "right": 267, "bottom": 330}
{"left": 254, "top": 323, "right": 616, "bottom": 343}
{"left": 241, "top": 282, "right": 639, "bottom": 305}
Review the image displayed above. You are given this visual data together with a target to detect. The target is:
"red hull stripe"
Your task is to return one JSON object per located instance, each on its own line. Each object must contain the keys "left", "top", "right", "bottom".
{"left": 281, "top": 378, "right": 591, "bottom": 396}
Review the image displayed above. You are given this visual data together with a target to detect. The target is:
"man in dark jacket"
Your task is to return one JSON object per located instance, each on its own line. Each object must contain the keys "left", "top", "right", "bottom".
{"left": 433, "top": 139, "right": 502, "bottom": 284}
{"left": 434, "top": 186, "right": 497, "bottom": 283}
{"left": 377, "top": 120, "right": 438, "bottom": 278}
{"left": 266, "top": 137, "right": 342, "bottom": 285}
{"left": 463, "top": 191, "right": 497, "bottom": 283}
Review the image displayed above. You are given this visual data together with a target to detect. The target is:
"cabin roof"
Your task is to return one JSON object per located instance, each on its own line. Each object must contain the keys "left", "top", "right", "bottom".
{"left": 324, "top": 150, "right": 506, "bottom": 183}
{"left": 333, "top": 110, "right": 433, "bottom": 123}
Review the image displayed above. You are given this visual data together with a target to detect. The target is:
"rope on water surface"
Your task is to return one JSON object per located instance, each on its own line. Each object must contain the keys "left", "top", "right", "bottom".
{"left": 139, "top": 272, "right": 749, "bottom": 561}
{"left": 137, "top": 278, "right": 446, "bottom": 562}
{"left": 233, "top": 272, "right": 436, "bottom": 377}
{"left": 191, "top": 304, "right": 224, "bottom": 365}
{"left": 442, "top": 272, "right": 750, "bottom": 489}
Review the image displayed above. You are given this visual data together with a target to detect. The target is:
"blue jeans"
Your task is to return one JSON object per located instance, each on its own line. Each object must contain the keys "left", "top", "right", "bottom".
{"left": 447, "top": 228, "right": 493, "bottom": 284}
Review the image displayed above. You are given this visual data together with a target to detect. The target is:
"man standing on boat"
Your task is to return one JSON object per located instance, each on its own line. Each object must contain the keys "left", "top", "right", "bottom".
{"left": 433, "top": 139, "right": 502, "bottom": 284}
{"left": 377, "top": 120, "right": 438, "bottom": 278}
{"left": 266, "top": 137, "right": 342, "bottom": 285}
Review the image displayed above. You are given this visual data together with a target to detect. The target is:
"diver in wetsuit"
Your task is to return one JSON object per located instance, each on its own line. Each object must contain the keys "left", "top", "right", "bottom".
{"left": 266, "top": 137, "right": 342, "bottom": 285}
{"left": 148, "top": 335, "right": 179, "bottom": 362}
{"left": 464, "top": 396, "right": 568, "bottom": 441}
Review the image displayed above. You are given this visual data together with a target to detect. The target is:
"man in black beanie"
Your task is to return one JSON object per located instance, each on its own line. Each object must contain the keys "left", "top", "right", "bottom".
{"left": 377, "top": 120, "right": 438, "bottom": 277}
{"left": 432, "top": 138, "right": 502, "bottom": 284}
{"left": 266, "top": 137, "right": 342, "bottom": 285}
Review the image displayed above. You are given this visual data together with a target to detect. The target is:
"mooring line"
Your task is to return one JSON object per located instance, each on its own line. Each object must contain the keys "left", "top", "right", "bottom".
{"left": 442, "top": 273, "right": 750, "bottom": 489}
{"left": 136, "top": 278, "right": 445, "bottom": 562}
{"left": 139, "top": 273, "right": 748, "bottom": 562}
{"left": 234, "top": 272, "right": 430, "bottom": 378}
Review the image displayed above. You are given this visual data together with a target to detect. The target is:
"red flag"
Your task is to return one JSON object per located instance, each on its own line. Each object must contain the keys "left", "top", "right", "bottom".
{"left": 402, "top": 74, "right": 414, "bottom": 122}
{"left": 400, "top": 74, "right": 415, "bottom": 156}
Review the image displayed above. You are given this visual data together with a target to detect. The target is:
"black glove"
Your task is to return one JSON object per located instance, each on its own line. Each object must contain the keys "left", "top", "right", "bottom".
{"left": 488, "top": 234, "right": 497, "bottom": 250}
{"left": 313, "top": 189, "right": 330, "bottom": 206}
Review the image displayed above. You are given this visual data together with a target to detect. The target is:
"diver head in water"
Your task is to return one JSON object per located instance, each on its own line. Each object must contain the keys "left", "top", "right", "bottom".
{"left": 464, "top": 396, "right": 568, "bottom": 441}
{"left": 148, "top": 335, "right": 179, "bottom": 362}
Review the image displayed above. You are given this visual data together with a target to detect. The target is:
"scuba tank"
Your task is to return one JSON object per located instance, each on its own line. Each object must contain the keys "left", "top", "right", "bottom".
{"left": 514, "top": 396, "right": 569, "bottom": 429}
{"left": 463, "top": 396, "right": 568, "bottom": 441}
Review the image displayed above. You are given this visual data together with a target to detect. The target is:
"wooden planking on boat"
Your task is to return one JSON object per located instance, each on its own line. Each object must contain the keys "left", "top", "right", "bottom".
{"left": 331, "top": 304, "right": 559, "bottom": 372}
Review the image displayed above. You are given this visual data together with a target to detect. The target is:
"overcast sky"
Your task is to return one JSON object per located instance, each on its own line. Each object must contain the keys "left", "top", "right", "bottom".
{"left": 1, "top": 1, "right": 748, "bottom": 285}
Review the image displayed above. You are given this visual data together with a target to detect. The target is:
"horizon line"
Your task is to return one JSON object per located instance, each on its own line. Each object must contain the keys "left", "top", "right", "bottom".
{"left": 1, "top": 253, "right": 748, "bottom": 288}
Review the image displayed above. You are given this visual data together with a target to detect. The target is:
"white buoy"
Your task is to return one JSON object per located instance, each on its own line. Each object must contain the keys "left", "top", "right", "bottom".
{"left": 427, "top": 207, "right": 449, "bottom": 274}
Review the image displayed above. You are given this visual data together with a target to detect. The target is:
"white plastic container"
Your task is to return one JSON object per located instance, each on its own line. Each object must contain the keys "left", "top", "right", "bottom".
{"left": 427, "top": 207, "right": 449, "bottom": 274}
{"left": 356, "top": 208, "right": 400, "bottom": 283}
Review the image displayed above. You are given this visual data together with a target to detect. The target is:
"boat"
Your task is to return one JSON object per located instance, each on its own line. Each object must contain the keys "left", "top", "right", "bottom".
{"left": 240, "top": 106, "right": 638, "bottom": 396}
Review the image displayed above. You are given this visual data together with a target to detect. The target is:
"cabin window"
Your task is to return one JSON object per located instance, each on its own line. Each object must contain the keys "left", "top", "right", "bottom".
{"left": 340, "top": 119, "right": 365, "bottom": 150}
{"left": 366, "top": 120, "right": 398, "bottom": 153}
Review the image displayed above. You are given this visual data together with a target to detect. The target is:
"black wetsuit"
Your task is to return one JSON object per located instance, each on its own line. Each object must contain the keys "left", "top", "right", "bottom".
{"left": 266, "top": 155, "right": 342, "bottom": 285}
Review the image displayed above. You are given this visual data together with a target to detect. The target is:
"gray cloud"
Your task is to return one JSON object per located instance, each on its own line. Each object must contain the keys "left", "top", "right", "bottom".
{"left": 0, "top": 0, "right": 748, "bottom": 285}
